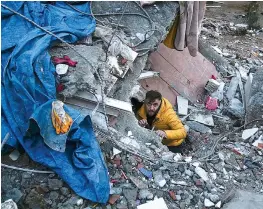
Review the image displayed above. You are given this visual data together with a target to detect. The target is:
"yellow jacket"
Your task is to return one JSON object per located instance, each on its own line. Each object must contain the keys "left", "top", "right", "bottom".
{"left": 137, "top": 98, "right": 187, "bottom": 146}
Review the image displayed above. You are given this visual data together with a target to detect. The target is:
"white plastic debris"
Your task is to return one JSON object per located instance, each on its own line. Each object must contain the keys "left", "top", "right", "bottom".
{"left": 127, "top": 131, "right": 133, "bottom": 137}
{"left": 184, "top": 156, "right": 192, "bottom": 163}
{"left": 112, "top": 147, "right": 122, "bottom": 157}
{"left": 154, "top": 171, "right": 166, "bottom": 188}
{"left": 204, "top": 198, "right": 215, "bottom": 207}
{"left": 56, "top": 64, "right": 68, "bottom": 75}
{"left": 9, "top": 150, "right": 20, "bottom": 161}
{"left": 137, "top": 197, "right": 168, "bottom": 209}
{"left": 76, "top": 199, "right": 83, "bottom": 206}
{"left": 195, "top": 167, "right": 209, "bottom": 182}
{"left": 173, "top": 153, "right": 182, "bottom": 162}
{"left": 210, "top": 173, "right": 217, "bottom": 180}
{"left": 242, "top": 128, "right": 258, "bottom": 140}
{"left": 215, "top": 201, "right": 222, "bottom": 208}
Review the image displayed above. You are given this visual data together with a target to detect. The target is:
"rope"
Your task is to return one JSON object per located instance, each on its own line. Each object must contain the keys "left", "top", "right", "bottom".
{"left": 2, "top": 164, "right": 54, "bottom": 174}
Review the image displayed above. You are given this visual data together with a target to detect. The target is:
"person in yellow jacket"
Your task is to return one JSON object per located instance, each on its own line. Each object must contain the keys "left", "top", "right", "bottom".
{"left": 135, "top": 90, "right": 187, "bottom": 153}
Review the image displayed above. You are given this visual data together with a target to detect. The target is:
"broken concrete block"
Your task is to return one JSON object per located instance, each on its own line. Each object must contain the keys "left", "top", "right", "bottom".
{"left": 204, "top": 198, "right": 215, "bottom": 207}
{"left": 211, "top": 81, "right": 225, "bottom": 101}
{"left": 185, "top": 121, "right": 212, "bottom": 134}
{"left": 215, "top": 201, "right": 222, "bottom": 208}
{"left": 244, "top": 73, "right": 253, "bottom": 109}
{"left": 205, "top": 79, "right": 220, "bottom": 93}
{"left": 242, "top": 128, "right": 258, "bottom": 140}
{"left": 153, "top": 171, "right": 166, "bottom": 188}
{"left": 161, "top": 152, "right": 174, "bottom": 161}
{"left": 228, "top": 98, "right": 245, "bottom": 118}
{"left": 138, "top": 189, "right": 154, "bottom": 200}
{"left": 226, "top": 77, "right": 239, "bottom": 101}
{"left": 129, "top": 176, "right": 148, "bottom": 189}
{"left": 177, "top": 96, "right": 188, "bottom": 116}
{"left": 9, "top": 150, "right": 20, "bottom": 161}
{"left": 246, "top": 69, "right": 263, "bottom": 126}
{"left": 137, "top": 198, "right": 168, "bottom": 209}
{"left": 120, "top": 137, "right": 140, "bottom": 150}
{"left": 1, "top": 199, "right": 18, "bottom": 209}
{"left": 238, "top": 66, "right": 249, "bottom": 81}
{"left": 195, "top": 167, "right": 209, "bottom": 182}
{"left": 189, "top": 112, "right": 214, "bottom": 126}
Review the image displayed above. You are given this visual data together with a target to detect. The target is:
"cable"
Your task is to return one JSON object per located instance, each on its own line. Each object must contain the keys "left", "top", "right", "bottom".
{"left": 104, "top": 1, "right": 129, "bottom": 62}
{"left": 2, "top": 163, "right": 54, "bottom": 174}
{"left": 198, "top": 118, "right": 263, "bottom": 161}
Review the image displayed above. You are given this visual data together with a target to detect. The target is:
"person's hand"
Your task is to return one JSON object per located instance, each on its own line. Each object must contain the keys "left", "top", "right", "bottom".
{"left": 138, "top": 119, "right": 148, "bottom": 128}
{"left": 155, "top": 130, "right": 167, "bottom": 139}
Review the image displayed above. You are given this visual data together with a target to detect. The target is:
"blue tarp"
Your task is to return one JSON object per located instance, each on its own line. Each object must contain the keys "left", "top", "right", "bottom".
{"left": 1, "top": 1, "right": 110, "bottom": 203}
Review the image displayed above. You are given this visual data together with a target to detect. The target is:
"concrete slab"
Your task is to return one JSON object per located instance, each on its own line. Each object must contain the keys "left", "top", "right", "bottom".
{"left": 223, "top": 190, "right": 263, "bottom": 209}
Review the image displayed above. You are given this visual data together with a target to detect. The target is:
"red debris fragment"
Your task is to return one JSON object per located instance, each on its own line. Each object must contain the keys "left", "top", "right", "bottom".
{"left": 108, "top": 195, "right": 120, "bottom": 205}
{"left": 205, "top": 96, "right": 218, "bottom": 110}
{"left": 52, "top": 55, "right": 78, "bottom": 67}
{"left": 111, "top": 179, "right": 118, "bottom": 183}
{"left": 169, "top": 190, "right": 176, "bottom": 200}
{"left": 120, "top": 58, "right": 128, "bottom": 65}
{"left": 195, "top": 179, "right": 203, "bottom": 187}
{"left": 211, "top": 75, "right": 217, "bottom": 80}
{"left": 56, "top": 83, "right": 64, "bottom": 92}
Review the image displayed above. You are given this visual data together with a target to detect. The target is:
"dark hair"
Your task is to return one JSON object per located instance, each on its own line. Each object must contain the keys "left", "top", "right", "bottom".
{"left": 145, "top": 90, "right": 162, "bottom": 103}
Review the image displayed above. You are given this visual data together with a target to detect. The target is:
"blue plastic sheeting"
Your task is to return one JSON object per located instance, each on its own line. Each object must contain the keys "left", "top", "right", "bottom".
{"left": 1, "top": 1, "right": 110, "bottom": 203}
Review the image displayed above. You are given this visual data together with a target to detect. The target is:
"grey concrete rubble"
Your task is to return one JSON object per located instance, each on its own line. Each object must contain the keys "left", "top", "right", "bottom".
{"left": 2, "top": 1, "right": 263, "bottom": 209}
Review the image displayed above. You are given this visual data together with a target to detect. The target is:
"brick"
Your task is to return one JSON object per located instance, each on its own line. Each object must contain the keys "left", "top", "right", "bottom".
{"left": 169, "top": 191, "right": 176, "bottom": 200}
{"left": 108, "top": 195, "right": 120, "bottom": 205}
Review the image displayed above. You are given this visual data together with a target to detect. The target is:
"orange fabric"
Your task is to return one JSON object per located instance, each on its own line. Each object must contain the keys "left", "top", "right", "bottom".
{"left": 137, "top": 98, "right": 187, "bottom": 146}
{"left": 163, "top": 14, "right": 180, "bottom": 49}
{"left": 51, "top": 108, "right": 73, "bottom": 134}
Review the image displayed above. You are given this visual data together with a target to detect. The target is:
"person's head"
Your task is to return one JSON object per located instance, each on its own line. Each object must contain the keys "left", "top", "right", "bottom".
{"left": 144, "top": 90, "right": 162, "bottom": 116}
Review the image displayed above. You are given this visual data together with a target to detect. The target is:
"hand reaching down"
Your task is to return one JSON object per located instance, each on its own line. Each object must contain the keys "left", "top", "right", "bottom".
{"left": 155, "top": 130, "right": 167, "bottom": 139}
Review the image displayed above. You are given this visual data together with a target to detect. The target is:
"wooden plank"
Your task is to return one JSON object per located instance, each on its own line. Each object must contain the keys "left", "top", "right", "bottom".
{"left": 177, "top": 96, "right": 189, "bottom": 116}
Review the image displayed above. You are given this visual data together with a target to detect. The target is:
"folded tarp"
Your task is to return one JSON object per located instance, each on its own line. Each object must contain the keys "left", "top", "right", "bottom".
{"left": 1, "top": 1, "right": 109, "bottom": 203}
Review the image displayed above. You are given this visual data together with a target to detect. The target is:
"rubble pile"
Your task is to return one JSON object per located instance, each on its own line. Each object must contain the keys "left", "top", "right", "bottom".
{"left": 2, "top": 2, "right": 263, "bottom": 209}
